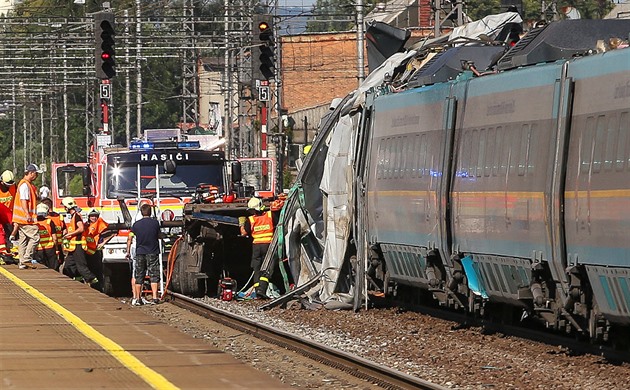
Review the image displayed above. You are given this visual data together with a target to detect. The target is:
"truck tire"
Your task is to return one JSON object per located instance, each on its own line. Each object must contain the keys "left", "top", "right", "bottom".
{"left": 171, "top": 240, "right": 205, "bottom": 297}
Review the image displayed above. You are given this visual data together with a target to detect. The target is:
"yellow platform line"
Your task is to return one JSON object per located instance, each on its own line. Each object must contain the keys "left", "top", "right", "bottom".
{"left": 0, "top": 267, "right": 179, "bottom": 390}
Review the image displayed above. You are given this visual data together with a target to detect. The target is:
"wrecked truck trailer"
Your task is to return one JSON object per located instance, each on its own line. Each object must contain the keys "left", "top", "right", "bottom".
{"left": 168, "top": 158, "right": 281, "bottom": 297}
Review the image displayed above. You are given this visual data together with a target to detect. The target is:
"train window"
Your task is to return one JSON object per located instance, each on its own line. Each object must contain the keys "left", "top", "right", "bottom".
{"left": 604, "top": 115, "right": 618, "bottom": 172}
{"left": 377, "top": 138, "right": 385, "bottom": 179}
{"left": 581, "top": 116, "right": 595, "bottom": 175}
{"left": 419, "top": 133, "right": 427, "bottom": 177}
{"left": 400, "top": 135, "right": 411, "bottom": 177}
{"left": 471, "top": 129, "right": 479, "bottom": 177}
{"left": 617, "top": 112, "right": 629, "bottom": 171}
{"left": 477, "top": 128, "right": 486, "bottom": 177}
{"left": 493, "top": 126, "right": 502, "bottom": 176}
{"left": 460, "top": 130, "right": 471, "bottom": 177}
{"left": 500, "top": 125, "right": 510, "bottom": 176}
{"left": 517, "top": 124, "right": 530, "bottom": 176}
{"left": 411, "top": 135, "right": 419, "bottom": 178}
{"left": 527, "top": 124, "right": 537, "bottom": 175}
{"left": 393, "top": 137, "right": 401, "bottom": 178}
{"left": 593, "top": 115, "right": 607, "bottom": 173}
{"left": 486, "top": 128, "right": 495, "bottom": 177}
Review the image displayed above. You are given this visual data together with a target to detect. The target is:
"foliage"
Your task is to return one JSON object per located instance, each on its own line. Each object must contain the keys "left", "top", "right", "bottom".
{"left": 307, "top": 0, "right": 378, "bottom": 32}
{"left": 465, "top": 0, "right": 614, "bottom": 22}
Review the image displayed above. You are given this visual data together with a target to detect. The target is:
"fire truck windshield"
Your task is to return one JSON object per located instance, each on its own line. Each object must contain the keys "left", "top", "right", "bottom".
{"left": 105, "top": 157, "right": 224, "bottom": 199}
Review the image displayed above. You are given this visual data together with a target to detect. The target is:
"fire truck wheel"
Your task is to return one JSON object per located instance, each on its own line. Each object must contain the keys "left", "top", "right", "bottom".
{"left": 171, "top": 240, "right": 205, "bottom": 297}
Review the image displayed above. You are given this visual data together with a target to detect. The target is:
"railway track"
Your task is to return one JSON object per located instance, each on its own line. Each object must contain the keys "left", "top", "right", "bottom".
{"left": 168, "top": 292, "right": 446, "bottom": 390}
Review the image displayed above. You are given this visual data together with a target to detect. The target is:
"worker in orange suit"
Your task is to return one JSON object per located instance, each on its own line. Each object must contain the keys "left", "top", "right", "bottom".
{"left": 0, "top": 170, "right": 17, "bottom": 264}
{"left": 41, "top": 197, "right": 65, "bottom": 267}
{"left": 33, "top": 203, "right": 59, "bottom": 270}
{"left": 83, "top": 208, "right": 114, "bottom": 290}
{"left": 241, "top": 197, "right": 278, "bottom": 298}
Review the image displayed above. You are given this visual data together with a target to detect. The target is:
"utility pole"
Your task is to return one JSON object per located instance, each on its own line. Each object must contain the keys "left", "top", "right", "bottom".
{"left": 356, "top": 0, "right": 365, "bottom": 84}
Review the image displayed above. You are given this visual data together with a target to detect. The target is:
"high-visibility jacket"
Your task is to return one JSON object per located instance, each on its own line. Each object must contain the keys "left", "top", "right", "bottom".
{"left": 0, "top": 184, "right": 16, "bottom": 225}
{"left": 63, "top": 213, "right": 85, "bottom": 252}
{"left": 12, "top": 179, "right": 37, "bottom": 225}
{"left": 248, "top": 211, "right": 274, "bottom": 244}
{"left": 0, "top": 231, "right": 7, "bottom": 255}
{"left": 36, "top": 218, "right": 56, "bottom": 251}
{"left": 48, "top": 212, "right": 64, "bottom": 247}
{"left": 83, "top": 217, "right": 108, "bottom": 255}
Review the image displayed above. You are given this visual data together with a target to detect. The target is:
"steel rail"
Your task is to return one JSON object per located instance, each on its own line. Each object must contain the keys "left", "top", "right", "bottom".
{"left": 168, "top": 292, "right": 447, "bottom": 390}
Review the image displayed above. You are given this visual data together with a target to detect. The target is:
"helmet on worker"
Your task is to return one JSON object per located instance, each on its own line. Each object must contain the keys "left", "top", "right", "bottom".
{"left": 36, "top": 203, "right": 49, "bottom": 217}
{"left": 61, "top": 196, "right": 77, "bottom": 210}
{"left": 247, "top": 197, "right": 265, "bottom": 212}
{"left": 1, "top": 170, "right": 14, "bottom": 185}
{"left": 88, "top": 208, "right": 100, "bottom": 217}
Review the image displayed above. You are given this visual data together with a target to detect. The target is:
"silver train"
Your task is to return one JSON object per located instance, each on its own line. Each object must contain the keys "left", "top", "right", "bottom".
{"left": 359, "top": 21, "right": 630, "bottom": 343}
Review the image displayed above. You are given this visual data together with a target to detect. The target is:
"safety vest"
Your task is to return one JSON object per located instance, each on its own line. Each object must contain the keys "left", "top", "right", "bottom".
{"left": 0, "top": 185, "right": 15, "bottom": 209}
{"left": 12, "top": 179, "right": 37, "bottom": 225}
{"left": 249, "top": 211, "right": 273, "bottom": 244}
{"left": 36, "top": 218, "right": 56, "bottom": 250}
{"left": 64, "top": 213, "right": 85, "bottom": 252}
{"left": 83, "top": 217, "right": 108, "bottom": 255}
{"left": 48, "top": 212, "right": 64, "bottom": 246}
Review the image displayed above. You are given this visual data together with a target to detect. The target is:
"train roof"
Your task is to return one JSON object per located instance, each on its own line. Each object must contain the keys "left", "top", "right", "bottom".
{"left": 497, "top": 19, "right": 630, "bottom": 70}
{"left": 401, "top": 19, "right": 630, "bottom": 89}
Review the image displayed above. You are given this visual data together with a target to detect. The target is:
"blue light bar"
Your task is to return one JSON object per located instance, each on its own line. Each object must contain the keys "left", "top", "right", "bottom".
{"left": 129, "top": 140, "right": 200, "bottom": 150}
{"left": 177, "top": 141, "right": 200, "bottom": 148}
{"left": 129, "top": 141, "right": 154, "bottom": 150}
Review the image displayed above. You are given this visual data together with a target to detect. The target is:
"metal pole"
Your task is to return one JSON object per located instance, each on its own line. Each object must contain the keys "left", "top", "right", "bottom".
{"left": 136, "top": 0, "right": 142, "bottom": 138}
{"left": 40, "top": 94, "right": 45, "bottom": 182}
{"left": 356, "top": 0, "right": 365, "bottom": 84}
{"left": 125, "top": 10, "right": 131, "bottom": 146}
{"left": 63, "top": 44, "right": 69, "bottom": 163}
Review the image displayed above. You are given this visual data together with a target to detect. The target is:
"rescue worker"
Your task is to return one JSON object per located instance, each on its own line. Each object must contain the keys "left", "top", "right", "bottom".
{"left": 33, "top": 203, "right": 58, "bottom": 270}
{"left": 0, "top": 170, "right": 17, "bottom": 264}
{"left": 61, "top": 197, "right": 98, "bottom": 286}
{"left": 41, "top": 197, "right": 65, "bottom": 267}
{"left": 83, "top": 208, "right": 113, "bottom": 290}
{"left": 13, "top": 164, "right": 43, "bottom": 269}
{"left": 240, "top": 197, "right": 277, "bottom": 298}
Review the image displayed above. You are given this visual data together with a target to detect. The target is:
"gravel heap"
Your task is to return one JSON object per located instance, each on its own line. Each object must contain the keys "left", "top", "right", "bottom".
{"left": 142, "top": 296, "right": 630, "bottom": 389}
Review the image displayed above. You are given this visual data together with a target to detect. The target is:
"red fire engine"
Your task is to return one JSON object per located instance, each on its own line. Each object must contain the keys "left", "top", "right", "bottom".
{"left": 51, "top": 129, "right": 276, "bottom": 295}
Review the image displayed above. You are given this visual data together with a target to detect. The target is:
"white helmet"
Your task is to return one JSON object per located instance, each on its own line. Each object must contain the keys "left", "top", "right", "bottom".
{"left": 61, "top": 197, "right": 76, "bottom": 209}
{"left": 1, "top": 170, "right": 14, "bottom": 184}
{"left": 36, "top": 203, "right": 49, "bottom": 217}
{"left": 247, "top": 197, "right": 263, "bottom": 211}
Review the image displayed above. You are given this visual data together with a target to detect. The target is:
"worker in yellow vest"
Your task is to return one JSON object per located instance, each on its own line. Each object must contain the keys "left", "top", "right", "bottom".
{"left": 83, "top": 208, "right": 114, "bottom": 290}
{"left": 34, "top": 203, "right": 59, "bottom": 270}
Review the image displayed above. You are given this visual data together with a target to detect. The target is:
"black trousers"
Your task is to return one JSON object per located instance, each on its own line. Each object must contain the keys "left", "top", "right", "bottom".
{"left": 64, "top": 246, "right": 96, "bottom": 281}
{"left": 251, "top": 243, "right": 270, "bottom": 285}
{"left": 34, "top": 248, "right": 59, "bottom": 271}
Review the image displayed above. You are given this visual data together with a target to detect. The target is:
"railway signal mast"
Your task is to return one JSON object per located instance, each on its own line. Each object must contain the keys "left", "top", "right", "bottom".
{"left": 94, "top": 11, "right": 116, "bottom": 138}
{"left": 252, "top": 14, "right": 275, "bottom": 158}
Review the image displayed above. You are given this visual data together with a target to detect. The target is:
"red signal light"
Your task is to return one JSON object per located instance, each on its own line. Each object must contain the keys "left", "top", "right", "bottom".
{"left": 101, "top": 52, "right": 111, "bottom": 60}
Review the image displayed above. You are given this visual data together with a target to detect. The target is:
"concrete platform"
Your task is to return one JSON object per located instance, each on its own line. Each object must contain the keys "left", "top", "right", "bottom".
{"left": 0, "top": 265, "right": 289, "bottom": 389}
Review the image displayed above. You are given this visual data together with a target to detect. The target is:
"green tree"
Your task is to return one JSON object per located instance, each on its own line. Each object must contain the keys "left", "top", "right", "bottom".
{"left": 307, "top": 0, "right": 378, "bottom": 32}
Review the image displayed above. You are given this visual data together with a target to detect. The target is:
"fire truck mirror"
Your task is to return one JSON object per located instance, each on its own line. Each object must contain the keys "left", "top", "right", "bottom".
{"left": 164, "top": 159, "right": 177, "bottom": 174}
{"left": 231, "top": 161, "right": 242, "bottom": 183}
{"left": 81, "top": 167, "right": 92, "bottom": 196}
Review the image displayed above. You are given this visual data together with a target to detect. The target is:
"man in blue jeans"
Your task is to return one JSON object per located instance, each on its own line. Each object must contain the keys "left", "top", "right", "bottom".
{"left": 127, "top": 204, "right": 163, "bottom": 306}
